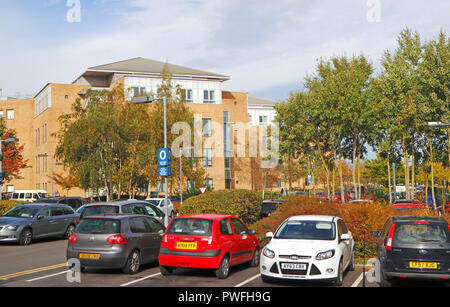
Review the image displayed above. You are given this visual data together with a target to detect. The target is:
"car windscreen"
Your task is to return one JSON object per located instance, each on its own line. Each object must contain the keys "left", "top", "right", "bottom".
{"left": 275, "top": 220, "right": 336, "bottom": 240}
{"left": 394, "top": 222, "right": 450, "bottom": 244}
{"left": 35, "top": 198, "right": 58, "bottom": 203}
{"left": 2, "top": 206, "right": 40, "bottom": 218}
{"left": 145, "top": 200, "right": 160, "bottom": 206}
{"left": 167, "top": 218, "right": 213, "bottom": 236}
{"left": 75, "top": 218, "right": 121, "bottom": 234}
{"left": 261, "top": 203, "right": 279, "bottom": 212}
{"left": 82, "top": 205, "right": 120, "bottom": 218}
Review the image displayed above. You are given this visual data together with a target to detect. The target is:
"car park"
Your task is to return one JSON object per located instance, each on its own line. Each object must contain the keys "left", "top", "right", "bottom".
{"left": 373, "top": 216, "right": 450, "bottom": 287}
{"left": 67, "top": 214, "right": 165, "bottom": 274}
{"left": 260, "top": 215, "right": 355, "bottom": 285}
{"left": 158, "top": 214, "right": 260, "bottom": 279}
{"left": 0, "top": 203, "right": 78, "bottom": 245}
{"left": 260, "top": 200, "right": 284, "bottom": 218}
{"left": 34, "top": 196, "right": 88, "bottom": 210}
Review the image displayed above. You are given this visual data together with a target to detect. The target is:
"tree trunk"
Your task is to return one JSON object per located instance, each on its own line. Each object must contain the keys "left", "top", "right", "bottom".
{"left": 339, "top": 143, "right": 345, "bottom": 204}
{"left": 430, "top": 135, "right": 437, "bottom": 211}
{"left": 402, "top": 135, "right": 410, "bottom": 200}
{"left": 357, "top": 150, "right": 362, "bottom": 200}
{"left": 411, "top": 140, "right": 415, "bottom": 200}
{"left": 387, "top": 153, "right": 392, "bottom": 204}
{"left": 352, "top": 136, "right": 357, "bottom": 200}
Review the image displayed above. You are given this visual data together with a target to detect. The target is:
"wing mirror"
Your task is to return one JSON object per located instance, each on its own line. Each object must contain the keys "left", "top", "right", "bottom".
{"left": 265, "top": 232, "right": 273, "bottom": 238}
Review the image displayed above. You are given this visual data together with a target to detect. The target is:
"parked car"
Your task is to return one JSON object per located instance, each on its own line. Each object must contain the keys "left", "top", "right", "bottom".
{"left": 393, "top": 199, "right": 427, "bottom": 211}
{"left": 348, "top": 199, "right": 373, "bottom": 204}
{"left": 260, "top": 215, "right": 355, "bottom": 285}
{"left": 260, "top": 200, "right": 284, "bottom": 218}
{"left": 158, "top": 214, "right": 260, "bottom": 279}
{"left": 332, "top": 192, "right": 352, "bottom": 203}
{"left": 10, "top": 190, "right": 49, "bottom": 202}
{"left": 0, "top": 203, "right": 78, "bottom": 245}
{"left": 79, "top": 200, "right": 166, "bottom": 226}
{"left": 67, "top": 214, "right": 165, "bottom": 274}
{"left": 313, "top": 192, "right": 329, "bottom": 201}
{"left": 34, "top": 196, "right": 88, "bottom": 210}
{"left": 373, "top": 216, "right": 450, "bottom": 287}
{"left": 143, "top": 198, "right": 175, "bottom": 220}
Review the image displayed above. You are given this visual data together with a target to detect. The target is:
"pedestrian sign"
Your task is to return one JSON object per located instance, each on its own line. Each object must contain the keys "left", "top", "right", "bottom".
{"left": 158, "top": 167, "right": 171, "bottom": 177}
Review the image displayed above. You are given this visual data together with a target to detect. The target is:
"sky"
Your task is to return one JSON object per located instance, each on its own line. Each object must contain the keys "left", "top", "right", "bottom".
{"left": 0, "top": 0, "right": 449, "bottom": 103}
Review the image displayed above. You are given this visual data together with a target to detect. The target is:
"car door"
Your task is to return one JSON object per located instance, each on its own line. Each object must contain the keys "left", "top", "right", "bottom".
{"left": 128, "top": 217, "right": 156, "bottom": 263}
{"left": 50, "top": 206, "right": 68, "bottom": 235}
{"left": 230, "top": 217, "right": 255, "bottom": 264}
{"left": 33, "top": 207, "right": 56, "bottom": 237}
{"left": 143, "top": 217, "right": 165, "bottom": 261}
{"left": 337, "top": 219, "right": 352, "bottom": 266}
{"left": 218, "top": 218, "right": 239, "bottom": 263}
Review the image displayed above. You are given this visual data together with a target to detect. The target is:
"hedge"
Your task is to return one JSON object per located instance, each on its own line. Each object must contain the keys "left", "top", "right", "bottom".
{"left": 0, "top": 200, "right": 24, "bottom": 215}
{"left": 249, "top": 196, "right": 449, "bottom": 258}
{"left": 179, "top": 189, "right": 262, "bottom": 225}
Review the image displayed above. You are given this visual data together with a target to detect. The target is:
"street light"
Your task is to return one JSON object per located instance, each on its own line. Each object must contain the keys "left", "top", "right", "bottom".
{"left": 131, "top": 95, "right": 169, "bottom": 225}
{"left": 37, "top": 154, "right": 63, "bottom": 197}
{"left": 0, "top": 137, "right": 19, "bottom": 198}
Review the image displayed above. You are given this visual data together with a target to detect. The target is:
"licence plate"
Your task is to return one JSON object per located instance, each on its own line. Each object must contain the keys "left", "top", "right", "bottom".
{"left": 176, "top": 242, "right": 197, "bottom": 250}
{"left": 281, "top": 263, "right": 307, "bottom": 270}
{"left": 79, "top": 253, "right": 100, "bottom": 260}
{"left": 409, "top": 261, "right": 438, "bottom": 269}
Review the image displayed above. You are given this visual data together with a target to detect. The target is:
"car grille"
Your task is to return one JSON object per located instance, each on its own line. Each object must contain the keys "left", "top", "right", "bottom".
{"left": 279, "top": 254, "right": 311, "bottom": 260}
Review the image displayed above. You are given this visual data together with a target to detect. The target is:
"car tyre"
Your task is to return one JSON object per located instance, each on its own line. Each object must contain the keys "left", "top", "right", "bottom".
{"left": 333, "top": 260, "right": 344, "bottom": 286}
{"left": 348, "top": 252, "right": 355, "bottom": 271}
{"left": 19, "top": 228, "right": 32, "bottom": 245}
{"left": 250, "top": 247, "right": 260, "bottom": 267}
{"left": 261, "top": 274, "right": 274, "bottom": 283}
{"left": 160, "top": 265, "right": 174, "bottom": 276}
{"left": 379, "top": 269, "right": 394, "bottom": 287}
{"left": 122, "top": 250, "right": 141, "bottom": 274}
{"left": 215, "top": 255, "right": 230, "bottom": 279}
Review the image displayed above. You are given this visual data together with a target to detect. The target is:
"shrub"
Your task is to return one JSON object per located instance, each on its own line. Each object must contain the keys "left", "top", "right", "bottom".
{"left": 250, "top": 196, "right": 444, "bottom": 258}
{"left": 0, "top": 200, "right": 23, "bottom": 214}
{"left": 179, "top": 189, "right": 262, "bottom": 225}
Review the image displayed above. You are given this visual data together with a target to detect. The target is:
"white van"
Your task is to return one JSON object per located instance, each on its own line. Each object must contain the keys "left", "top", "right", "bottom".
{"left": 10, "top": 190, "right": 49, "bottom": 202}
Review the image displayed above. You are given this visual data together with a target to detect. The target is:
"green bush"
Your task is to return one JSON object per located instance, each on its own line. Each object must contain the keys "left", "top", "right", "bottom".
{"left": 179, "top": 189, "right": 262, "bottom": 225}
{"left": 0, "top": 200, "right": 23, "bottom": 214}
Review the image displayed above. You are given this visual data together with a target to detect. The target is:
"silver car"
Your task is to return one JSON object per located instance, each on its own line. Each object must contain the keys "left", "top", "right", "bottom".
{"left": 0, "top": 203, "right": 78, "bottom": 245}
{"left": 67, "top": 214, "right": 165, "bottom": 274}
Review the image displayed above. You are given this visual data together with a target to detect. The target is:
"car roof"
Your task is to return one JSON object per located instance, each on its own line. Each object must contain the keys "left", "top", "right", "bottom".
{"left": 391, "top": 216, "right": 446, "bottom": 223}
{"left": 83, "top": 214, "right": 148, "bottom": 220}
{"left": 16, "top": 203, "right": 68, "bottom": 208}
{"left": 173, "top": 214, "right": 235, "bottom": 220}
{"left": 83, "top": 200, "right": 147, "bottom": 207}
{"left": 286, "top": 215, "right": 338, "bottom": 222}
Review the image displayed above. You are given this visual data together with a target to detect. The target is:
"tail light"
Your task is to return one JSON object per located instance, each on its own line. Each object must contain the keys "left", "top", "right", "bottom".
{"left": 386, "top": 222, "right": 396, "bottom": 251}
{"left": 447, "top": 223, "right": 450, "bottom": 233}
{"left": 107, "top": 234, "right": 127, "bottom": 245}
{"left": 68, "top": 234, "right": 77, "bottom": 243}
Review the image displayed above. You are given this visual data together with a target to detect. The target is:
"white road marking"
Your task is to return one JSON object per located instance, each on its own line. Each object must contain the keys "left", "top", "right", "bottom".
{"left": 234, "top": 273, "right": 261, "bottom": 287}
{"left": 120, "top": 272, "right": 161, "bottom": 287}
{"left": 26, "top": 270, "right": 70, "bottom": 282}
{"left": 351, "top": 272, "right": 365, "bottom": 287}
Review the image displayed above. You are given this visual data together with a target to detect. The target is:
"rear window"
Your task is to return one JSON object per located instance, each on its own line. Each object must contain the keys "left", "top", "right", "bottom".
{"left": 395, "top": 222, "right": 450, "bottom": 244}
{"left": 82, "top": 205, "right": 119, "bottom": 217}
{"left": 262, "top": 202, "right": 280, "bottom": 211}
{"left": 167, "top": 218, "right": 213, "bottom": 236}
{"left": 76, "top": 218, "right": 121, "bottom": 234}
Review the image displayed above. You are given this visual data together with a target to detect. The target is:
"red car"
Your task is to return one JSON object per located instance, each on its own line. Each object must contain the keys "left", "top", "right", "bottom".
{"left": 393, "top": 199, "right": 427, "bottom": 210}
{"left": 158, "top": 214, "right": 260, "bottom": 279}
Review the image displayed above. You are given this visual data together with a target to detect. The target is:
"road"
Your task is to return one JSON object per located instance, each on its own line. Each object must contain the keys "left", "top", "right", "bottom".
{"left": 0, "top": 238, "right": 447, "bottom": 288}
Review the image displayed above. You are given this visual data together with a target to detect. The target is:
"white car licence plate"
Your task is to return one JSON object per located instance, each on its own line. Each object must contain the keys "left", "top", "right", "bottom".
{"left": 281, "top": 263, "right": 307, "bottom": 270}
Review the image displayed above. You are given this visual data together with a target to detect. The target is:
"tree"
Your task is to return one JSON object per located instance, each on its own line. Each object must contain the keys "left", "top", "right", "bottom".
{"left": 0, "top": 119, "right": 28, "bottom": 183}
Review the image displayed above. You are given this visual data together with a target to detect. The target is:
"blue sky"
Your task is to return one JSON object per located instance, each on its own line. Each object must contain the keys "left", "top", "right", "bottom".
{"left": 0, "top": 0, "right": 449, "bottom": 103}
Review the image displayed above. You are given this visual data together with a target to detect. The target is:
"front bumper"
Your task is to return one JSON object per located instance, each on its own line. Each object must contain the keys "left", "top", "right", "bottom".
{"left": 260, "top": 254, "right": 339, "bottom": 281}
{"left": 0, "top": 229, "right": 21, "bottom": 242}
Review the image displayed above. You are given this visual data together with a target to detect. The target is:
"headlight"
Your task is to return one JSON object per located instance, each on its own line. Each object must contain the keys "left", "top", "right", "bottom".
{"left": 5, "top": 225, "right": 19, "bottom": 231}
{"left": 315, "top": 249, "right": 335, "bottom": 260}
{"left": 263, "top": 247, "right": 275, "bottom": 259}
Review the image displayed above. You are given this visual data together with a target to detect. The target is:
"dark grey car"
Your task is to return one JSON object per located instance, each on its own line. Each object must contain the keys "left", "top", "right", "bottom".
{"left": 67, "top": 214, "right": 165, "bottom": 274}
{"left": 0, "top": 203, "right": 78, "bottom": 245}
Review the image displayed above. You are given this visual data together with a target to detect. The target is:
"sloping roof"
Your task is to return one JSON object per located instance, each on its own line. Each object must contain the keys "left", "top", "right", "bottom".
{"left": 247, "top": 96, "right": 277, "bottom": 107}
{"left": 87, "top": 57, "right": 230, "bottom": 80}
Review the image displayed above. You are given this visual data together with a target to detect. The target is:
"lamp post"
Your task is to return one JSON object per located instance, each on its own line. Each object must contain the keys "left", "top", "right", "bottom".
{"left": 0, "top": 137, "right": 19, "bottom": 198}
{"left": 179, "top": 147, "right": 195, "bottom": 206}
{"left": 132, "top": 95, "right": 169, "bottom": 225}
{"left": 37, "top": 154, "right": 63, "bottom": 197}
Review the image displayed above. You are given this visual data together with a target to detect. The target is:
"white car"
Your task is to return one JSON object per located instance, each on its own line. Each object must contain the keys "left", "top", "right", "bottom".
{"left": 260, "top": 215, "right": 355, "bottom": 286}
{"left": 144, "top": 198, "right": 174, "bottom": 220}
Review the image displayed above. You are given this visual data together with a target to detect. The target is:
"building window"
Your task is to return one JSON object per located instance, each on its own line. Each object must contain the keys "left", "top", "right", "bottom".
{"left": 181, "top": 89, "right": 193, "bottom": 103}
{"left": 203, "top": 148, "right": 212, "bottom": 167}
{"left": 0, "top": 110, "right": 3, "bottom": 118}
{"left": 187, "top": 180, "right": 195, "bottom": 190}
{"left": 202, "top": 118, "right": 212, "bottom": 137}
{"left": 6, "top": 109, "right": 14, "bottom": 120}
{"left": 203, "top": 90, "right": 215, "bottom": 104}
{"left": 259, "top": 115, "right": 268, "bottom": 126}
{"left": 132, "top": 87, "right": 146, "bottom": 96}
{"left": 6, "top": 185, "right": 14, "bottom": 193}
{"left": 204, "top": 178, "right": 213, "bottom": 189}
